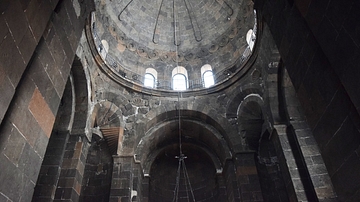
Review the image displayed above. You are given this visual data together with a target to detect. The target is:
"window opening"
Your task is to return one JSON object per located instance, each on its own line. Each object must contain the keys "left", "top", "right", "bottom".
{"left": 173, "top": 74, "right": 187, "bottom": 91}
{"left": 201, "top": 64, "right": 214, "bottom": 88}
{"left": 203, "top": 70, "right": 215, "bottom": 87}
{"left": 144, "top": 73, "right": 155, "bottom": 88}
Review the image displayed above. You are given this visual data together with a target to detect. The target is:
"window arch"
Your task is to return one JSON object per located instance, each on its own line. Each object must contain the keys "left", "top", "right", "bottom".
{"left": 144, "top": 74, "right": 155, "bottom": 88}
{"left": 201, "top": 64, "right": 214, "bottom": 88}
{"left": 144, "top": 68, "right": 157, "bottom": 88}
{"left": 172, "top": 66, "right": 188, "bottom": 91}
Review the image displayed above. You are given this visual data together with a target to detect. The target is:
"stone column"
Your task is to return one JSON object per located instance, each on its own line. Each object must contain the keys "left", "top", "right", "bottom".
{"left": 54, "top": 135, "right": 89, "bottom": 201}
{"left": 110, "top": 156, "right": 133, "bottom": 202}
{"left": 223, "top": 160, "right": 241, "bottom": 202}
{"left": 234, "top": 153, "right": 263, "bottom": 202}
{"left": 32, "top": 132, "right": 69, "bottom": 201}
{"left": 141, "top": 175, "right": 150, "bottom": 202}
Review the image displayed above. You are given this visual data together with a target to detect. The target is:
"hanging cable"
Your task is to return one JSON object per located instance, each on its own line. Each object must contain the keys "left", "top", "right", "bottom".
{"left": 171, "top": 0, "right": 196, "bottom": 201}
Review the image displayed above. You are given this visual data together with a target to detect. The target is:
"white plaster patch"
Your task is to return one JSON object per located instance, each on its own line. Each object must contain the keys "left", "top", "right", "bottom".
{"left": 73, "top": 0, "right": 81, "bottom": 17}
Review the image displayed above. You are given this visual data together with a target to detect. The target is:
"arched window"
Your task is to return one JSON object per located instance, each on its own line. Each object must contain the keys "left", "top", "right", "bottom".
{"left": 203, "top": 71, "right": 214, "bottom": 87}
{"left": 172, "top": 74, "right": 187, "bottom": 91}
{"left": 172, "top": 66, "right": 188, "bottom": 91}
{"left": 201, "top": 64, "right": 214, "bottom": 88}
{"left": 144, "top": 68, "right": 157, "bottom": 88}
{"left": 144, "top": 73, "right": 155, "bottom": 88}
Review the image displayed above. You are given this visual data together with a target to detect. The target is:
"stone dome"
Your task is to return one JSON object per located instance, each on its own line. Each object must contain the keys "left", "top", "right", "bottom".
{"left": 91, "top": 0, "right": 257, "bottom": 91}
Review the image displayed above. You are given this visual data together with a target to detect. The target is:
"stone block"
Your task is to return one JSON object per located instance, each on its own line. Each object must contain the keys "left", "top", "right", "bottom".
{"left": 23, "top": 0, "right": 40, "bottom": 20}
{"left": 0, "top": 154, "right": 32, "bottom": 202}
{"left": 316, "top": 17, "right": 339, "bottom": 54}
{"left": 18, "top": 26, "right": 37, "bottom": 64}
{"left": 50, "top": 0, "right": 60, "bottom": 10}
{"left": 340, "top": 60, "right": 360, "bottom": 114}
{"left": 307, "top": 164, "right": 328, "bottom": 176}
{"left": 46, "top": 28, "right": 66, "bottom": 67}
{"left": 29, "top": 50, "right": 61, "bottom": 115}
{"left": 0, "top": 0, "right": 10, "bottom": 13}
{"left": 42, "top": 156, "right": 63, "bottom": 166}
{"left": 33, "top": 184, "right": 56, "bottom": 198}
{"left": 0, "top": 15, "right": 8, "bottom": 45}
{"left": 343, "top": 6, "right": 360, "bottom": 47}
{"left": 305, "top": 0, "right": 327, "bottom": 34}
{"left": 3, "top": 0, "right": 27, "bottom": 45}
{"left": 0, "top": 33, "right": 26, "bottom": 87}
{"left": 18, "top": 144, "right": 43, "bottom": 182}
{"left": 326, "top": 0, "right": 352, "bottom": 31}
{"left": 28, "top": 88, "right": 56, "bottom": 138}
{"left": 28, "top": 1, "right": 52, "bottom": 42}
{"left": 39, "top": 174, "right": 58, "bottom": 185}
{"left": 110, "top": 188, "right": 130, "bottom": 197}
{"left": 301, "top": 145, "right": 320, "bottom": 157}
{"left": 54, "top": 187, "right": 73, "bottom": 200}
{"left": 331, "top": 152, "right": 360, "bottom": 200}
{"left": 322, "top": 117, "right": 360, "bottom": 175}
{"left": 2, "top": 124, "right": 27, "bottom": 166}
{"left": 0, "top": 75, "right": 15, "bottom": 123}
{"left": 295, "top": 0, "right": 311, "bottom": 17}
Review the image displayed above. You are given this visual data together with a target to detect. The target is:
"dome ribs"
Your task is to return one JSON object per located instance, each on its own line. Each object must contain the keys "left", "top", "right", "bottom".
{"left": 118, "top": 0, "right": 134, "bottom": 21}
{"left": 183, "top": 0, "right": 202, "bottom": 42}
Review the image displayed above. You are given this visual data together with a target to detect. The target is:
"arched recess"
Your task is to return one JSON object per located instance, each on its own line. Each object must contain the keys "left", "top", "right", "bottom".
{"left": 142, "top": 109, "right": 236, "bottom": 153}
{"left": 71, "top": 58, "right": 90, "bottom": 135}
{"left": 236, "top": 93, "right": 290, "bottom": 201}
{"left": 135, "top": 115, "right": 232, "bottom": 201}
{"left": 237, "top": 94, "right": 265, "bottom": 150}
{"left": 33, "top": 57, "right": 92, "bottom": 201}
{"left": 80, "top": 100, "right": 124, "bottom": 202}
{"left": 226, "top": 87, "right": 264, "bottom": 119}
{"left": 149, "top": 143, "right": 220, "bottom": 201}
{"left": 135, "top": 119, "right": 230, "bottom": 175}
{"left": 91, "top": 100, "right": 124, "bottom": 155}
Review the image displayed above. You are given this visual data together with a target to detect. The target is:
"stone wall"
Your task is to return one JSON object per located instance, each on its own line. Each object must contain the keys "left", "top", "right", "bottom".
{"left": 0, "top": 0, "right": 93, "bottom": 200}
{"left": 255, "top": 0, "right": 360, "bottom": 200}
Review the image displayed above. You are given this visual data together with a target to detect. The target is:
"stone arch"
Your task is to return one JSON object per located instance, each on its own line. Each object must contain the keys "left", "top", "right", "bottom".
{"left": 135, "top": 118, "right": 230, "bottom": 175}
{"left": 226, "top": 87, "right": 264, "bottom": 119}
{"left": 70, "top": 57, "right": 90, "bottom": 136}
{"left": 134, "top": 110, "right": 232, "bottom": 201}
{"left": 225, "top": 87, "right": 271, "bottom": 151}
{"left": 91, "top": 100, "right": 124, "bottom": 155}
{"left": 80, "top": 99, "right": 122, "bottom": 202}
{"left": 237, "top": 94, "right": 265, "bottom": 151}
{"left": 142, "top": 107, "right": 237, "bottom": 154}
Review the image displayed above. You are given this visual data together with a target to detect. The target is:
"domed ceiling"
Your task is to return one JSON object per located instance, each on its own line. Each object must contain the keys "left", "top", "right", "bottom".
{"left": 91, "top": 0, "right": 256, "bottom": 90}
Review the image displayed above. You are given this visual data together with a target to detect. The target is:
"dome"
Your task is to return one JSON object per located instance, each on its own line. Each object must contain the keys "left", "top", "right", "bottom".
{"left": 90, "top": 0, "right": 257, "bottom": 91}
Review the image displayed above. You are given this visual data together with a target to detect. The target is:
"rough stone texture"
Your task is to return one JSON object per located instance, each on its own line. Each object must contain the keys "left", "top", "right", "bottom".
{"left": 0, "top": 0, "right": 93, "bottom": 201}
{"left": 80, "top": 136, "right": 112, "bottom": 202}
{"left": 110, "top": 157, "right": 134, "bottom": 202}
{"left": 255, "top": 0, "right": 360, "bottom": 201}
{"left": 54, "top": 135, "right": 89, "bottom": 202}
{"left": 0, "top": 0, "right": 360, "bottom": 201}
